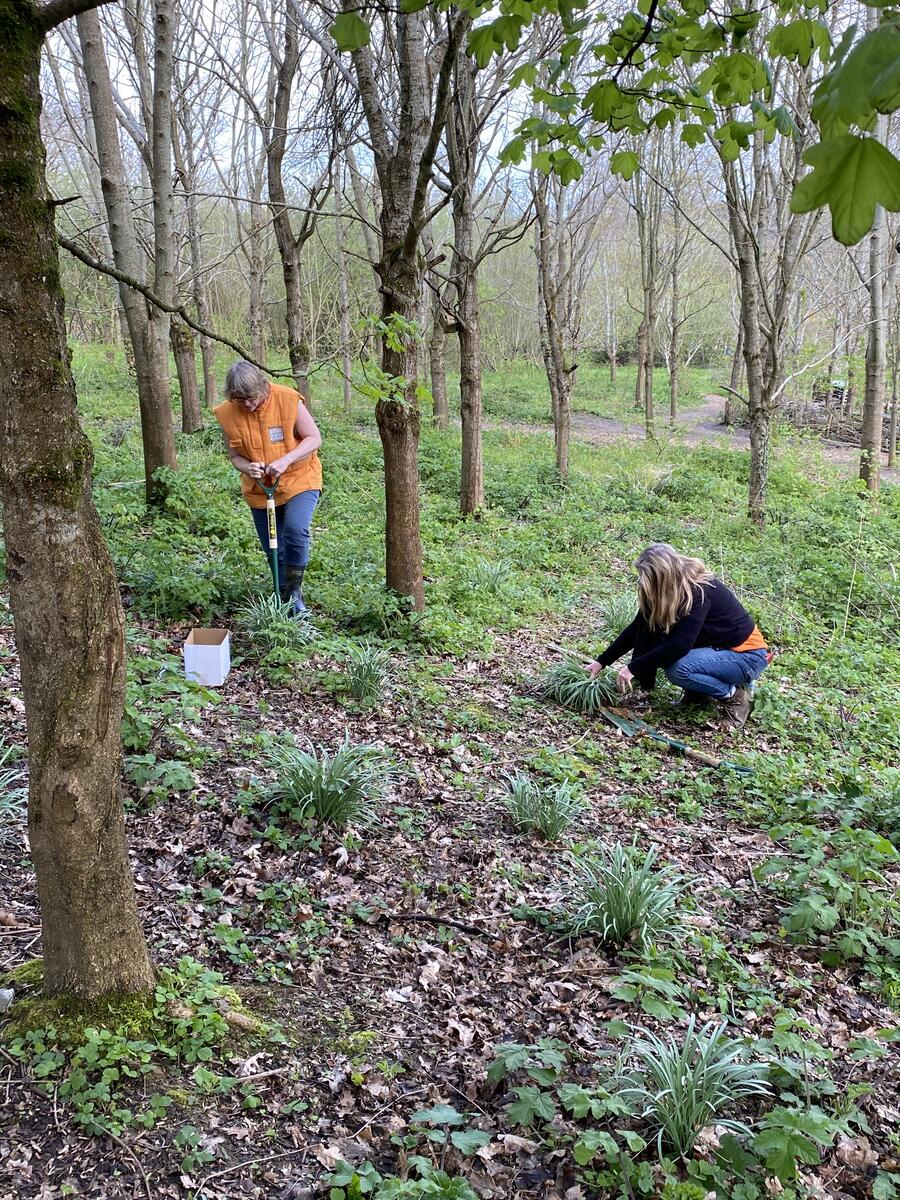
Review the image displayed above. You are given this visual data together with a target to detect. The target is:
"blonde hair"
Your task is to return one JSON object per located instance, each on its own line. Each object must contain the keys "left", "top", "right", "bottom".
{"left": 635, "top": 544, "right": 714, "bottom": 632}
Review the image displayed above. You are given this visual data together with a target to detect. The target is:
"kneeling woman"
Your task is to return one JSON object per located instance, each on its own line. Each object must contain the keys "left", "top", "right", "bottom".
{"left": 215, "top": 362, "right": 322, "bottom": 613}
{"left": 587, "top": 544, "right": 769, "bottom": 727}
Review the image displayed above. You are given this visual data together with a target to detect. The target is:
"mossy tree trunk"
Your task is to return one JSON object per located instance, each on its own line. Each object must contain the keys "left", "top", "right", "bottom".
{"left": 0, "top": 0, "right": 155, "bottom": 999}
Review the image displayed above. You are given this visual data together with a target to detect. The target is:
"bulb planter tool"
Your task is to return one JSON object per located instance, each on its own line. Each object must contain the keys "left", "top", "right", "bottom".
{"left": 259, "top": 471, "right": 280, "bottom": 600}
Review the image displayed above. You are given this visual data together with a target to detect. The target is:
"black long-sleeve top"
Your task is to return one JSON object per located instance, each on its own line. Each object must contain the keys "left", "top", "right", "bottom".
{"left": 597, "top": 580, "right": 757, "bottom": 687}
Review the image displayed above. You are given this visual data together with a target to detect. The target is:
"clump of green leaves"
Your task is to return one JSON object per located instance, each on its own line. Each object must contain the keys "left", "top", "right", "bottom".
{"left": 5, "top": 957, "right": 260, "bottom": 1139}
{"left": 468, "top": 555, "right": 515, "bottom": 595}
{"left": 238, "top": 593, "right": 315, "bottom": 659}
{"left": 559, "top": 844, "right": 684, "bottom": 948}
{"left": 265, "top": 736, "right": 391, "bottom": 828}
{"left": 612, "top": 1017, "right": 770, "bottom": 1156}
{"left": 538, "top": 659, "right": 618, "bottom": 714}
{"left": 757, "top": 821, "right": 898, "bottom": 962}
{"left": 599, "top": 592, "right": 635, "bottom": 637}
{"left": 503, "top": 772, "right": 585, "bottom": 841}
{"left": 343, "top": 639, "right": 392, "bottom": 703}
{"left": 328, "top": 1158, "right": 478, "bottom": 1199}
{"left": 0, "top": 741, "right": 26, "bottom": 837}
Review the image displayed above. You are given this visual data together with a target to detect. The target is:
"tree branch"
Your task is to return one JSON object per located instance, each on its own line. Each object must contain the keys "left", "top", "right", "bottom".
{"left": 38, "top": 0, "right": 112, "bottom": 32}
{"left": 58, "top": 235, "right": 290, "bottom": 376}
{"left": 613, "top": 0, "right": 660, "bottom": 80}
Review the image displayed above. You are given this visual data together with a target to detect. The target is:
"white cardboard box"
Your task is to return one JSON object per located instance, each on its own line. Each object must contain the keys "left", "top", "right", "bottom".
{"left": 183, "top": 628, "right": 230, "bottom": 687}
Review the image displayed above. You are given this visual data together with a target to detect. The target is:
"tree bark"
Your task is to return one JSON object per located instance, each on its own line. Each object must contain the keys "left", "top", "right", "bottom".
{"left": 889, "top": 352, "right": 898, "bottom": 469}
{"left": 76, "top": 9, "right": 176, "bottom": 506}
{"left": 449, "top": 47, "right": 484, "bottom": 514}
{"left": 377, "top": 255, "right": 424, "bottom": 606}
{"left": 669, "top": 206, "right": 681, "bottom": 427}
{"left": 148, "top": 0, "right": 177, "bottom": 427}
{"left": 171, "top": 319, "right": 202, "bottom": 433}
{"left": 173, "top": 110, "right": 216, "bottom": 407}
{"left": 266, "top": 7, "right": 313, "bottom": 401}
{"left": 429, "top": 289, "right": 449, "bottom": 429}
{"left": 859, "top": 104, "right": 887, "bottom": 488}
{"left": 633, "top": 323, "right": 645, "bottom": 412}
{"left": 347, "top": 4, "right": 470, "bottom": 606}
{"left": 724, "top": 159, "right": 770, "bottom": 525}
{"left": 724, "top": 323, "right": 743, "bottom": 425}
{"left": 533, "top": 175, "right": 572, "bottom": 477}
{"left": 0, "top": 0, "right": 154, "bottom": 999}
{"left": 333, "top": 157, "right": 353, "bottom": 412}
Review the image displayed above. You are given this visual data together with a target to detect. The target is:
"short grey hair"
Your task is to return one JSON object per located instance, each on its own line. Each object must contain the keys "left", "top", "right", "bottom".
{"left": 224, "top": 361, "right": 269, "bottom": 400}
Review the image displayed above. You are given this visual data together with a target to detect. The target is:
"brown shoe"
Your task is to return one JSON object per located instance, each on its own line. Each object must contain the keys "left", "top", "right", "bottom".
{"left": 719, "top": 687, "right": 751, "bottom": 728}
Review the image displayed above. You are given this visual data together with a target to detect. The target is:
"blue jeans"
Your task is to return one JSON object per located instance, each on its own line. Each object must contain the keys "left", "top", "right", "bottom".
{"left": 664, "top": 647, "right": 769, "bottom": 699}
{"left": 250, "top": 489, "right": 319, "bottom": 576}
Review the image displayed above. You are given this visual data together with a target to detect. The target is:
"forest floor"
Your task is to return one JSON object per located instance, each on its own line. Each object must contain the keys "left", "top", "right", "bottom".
{"left": 1, "top": 358, "right": 899, "bottom": 1200}
{"left": 3, "top": 609, "right": 898, "bottom": 1200}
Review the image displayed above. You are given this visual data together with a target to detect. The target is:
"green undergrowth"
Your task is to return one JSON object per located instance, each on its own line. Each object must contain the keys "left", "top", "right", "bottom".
{"left": 2, "top": 956, "right": 269, "bottom": 1139}
{"left": 477, "top": 361, "right": 718, "bottom": 425}
{"left": 330, "top": 1013, "right": 900, "bottom": 1200}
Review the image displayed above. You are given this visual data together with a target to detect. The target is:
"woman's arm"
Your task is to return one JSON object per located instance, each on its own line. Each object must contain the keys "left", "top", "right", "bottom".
{"left": 266, "top": 402, "right": 322, "bottom": 477}
{"left": 628, "top": 588, "right": 711, "bottom": 676}
{"left": 585, "top": 615, "right": 640, "bottom": 678}
{"left": 596, "top": 616, "right": 640, "bottom": 667}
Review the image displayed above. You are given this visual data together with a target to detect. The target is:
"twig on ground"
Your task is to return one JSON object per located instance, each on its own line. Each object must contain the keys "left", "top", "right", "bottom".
{"left": 104, "top": 1130, "right": 152, "bottom": 1200}
{"left": 351, "top": 1086, "right": 425, "bottom": 1137}
{"left": 201, "top": 1147, "right": 308, "bottom": 1186}
{"left": 388, "top": 912, "right": 495, "bottom": 938}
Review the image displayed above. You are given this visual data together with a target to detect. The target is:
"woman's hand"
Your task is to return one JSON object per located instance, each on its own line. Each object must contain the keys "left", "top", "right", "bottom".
{"left": 245, "top": 461, "right": 266, "bottom": 479}
{"left": 585, "top": 660, "right": 603, "bottom": 678}
{"left": 616, "top": 665, "right": 634, "bottom": 695}
{"left": 266, "top": 455, "right": 292, "bottom": 478}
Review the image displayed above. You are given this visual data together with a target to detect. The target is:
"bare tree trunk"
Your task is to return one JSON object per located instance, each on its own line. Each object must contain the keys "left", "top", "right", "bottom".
{"left": 347, "top": 5, "right": 470, "bottom": 606}
{"left": 174, "top": 123, "right": 216, "bottom": 407}
{"left": 844, "top": 349, "right": 856, "bottom": 423}
{"left": 346, "top": 144, "right": 379, "bottom": 266}
{"left": 644, "top": 292, "right": 656, "bottom": 438}
{"left": 449, "top": 48, "right": 484, "bottom": 514}
{"left": 247, "top": 221, "right": 266, "bottom": 362}
{"left": 76, "top": 10, "right": 176, "bottom": 506}
{"left": 171, "top": 319, "right": 202, "bottom": 433}
{"left": 378, "top": 256, "right": 424, "bottom": 605}
{"left": 633, "top": 324, "right": 645, "bottom": 412}
{"left": 859, "top": 94, "right": 887, "bottom": 489}
{"left": 669, "top": 206, "right": 681, "bottom": 427}
{"left": 889, "top": 355, "right": 898, "bottom": 468}
{"left": 724, "top": 323, "right": 743, "bottom": 425}
{"left": 724, "top": 160, "right": 769, "bottom": 525}
{"left": 889, "top": 305, "right": 899, "bottom": 468}
{"left": 333, "top": 157, "right": 353, "bottom": 413}
{"left": 533, "top": 176, "right": 571, "bottom": 477}
{"left": 429, "top": 289, "right": 449, "bottom": 429}
{"left": 148, "top": 0, "right": 177, "bottom": 424}
{"left": 267, "top": 8, "right": 310, "bottom": 399}
{"left": 0, "top": 0, "right": 154, "bottom": 999}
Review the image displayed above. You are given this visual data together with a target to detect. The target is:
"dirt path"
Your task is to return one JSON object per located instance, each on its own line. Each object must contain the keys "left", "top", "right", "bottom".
{"left": 493, "top": 394, "right": 900, "bottom": 485}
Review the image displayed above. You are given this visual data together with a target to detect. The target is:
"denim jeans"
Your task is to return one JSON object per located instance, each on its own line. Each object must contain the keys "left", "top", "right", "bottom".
{"left": 663, "top": 646, "right": 769, "bottom": 699}
{"left": 250, "top": 489, "right": 320, "bottom": 575}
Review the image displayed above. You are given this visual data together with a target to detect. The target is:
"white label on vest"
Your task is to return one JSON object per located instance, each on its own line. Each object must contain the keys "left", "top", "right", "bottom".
{"left": 268, "top": 425, "right": 285, "bottom": 444}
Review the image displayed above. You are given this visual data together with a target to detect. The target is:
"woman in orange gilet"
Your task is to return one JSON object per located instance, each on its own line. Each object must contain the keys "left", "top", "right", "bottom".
{"left": 214, "top": 362, "right": 322, "bottom": 614}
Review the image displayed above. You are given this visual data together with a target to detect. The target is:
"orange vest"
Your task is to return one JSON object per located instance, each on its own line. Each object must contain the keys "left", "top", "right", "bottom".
{"left": 214, "top": 384, "right": 322, "bottom": 509}
{"left": 731, "top": 624, "right": 767, "bottom": 652}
